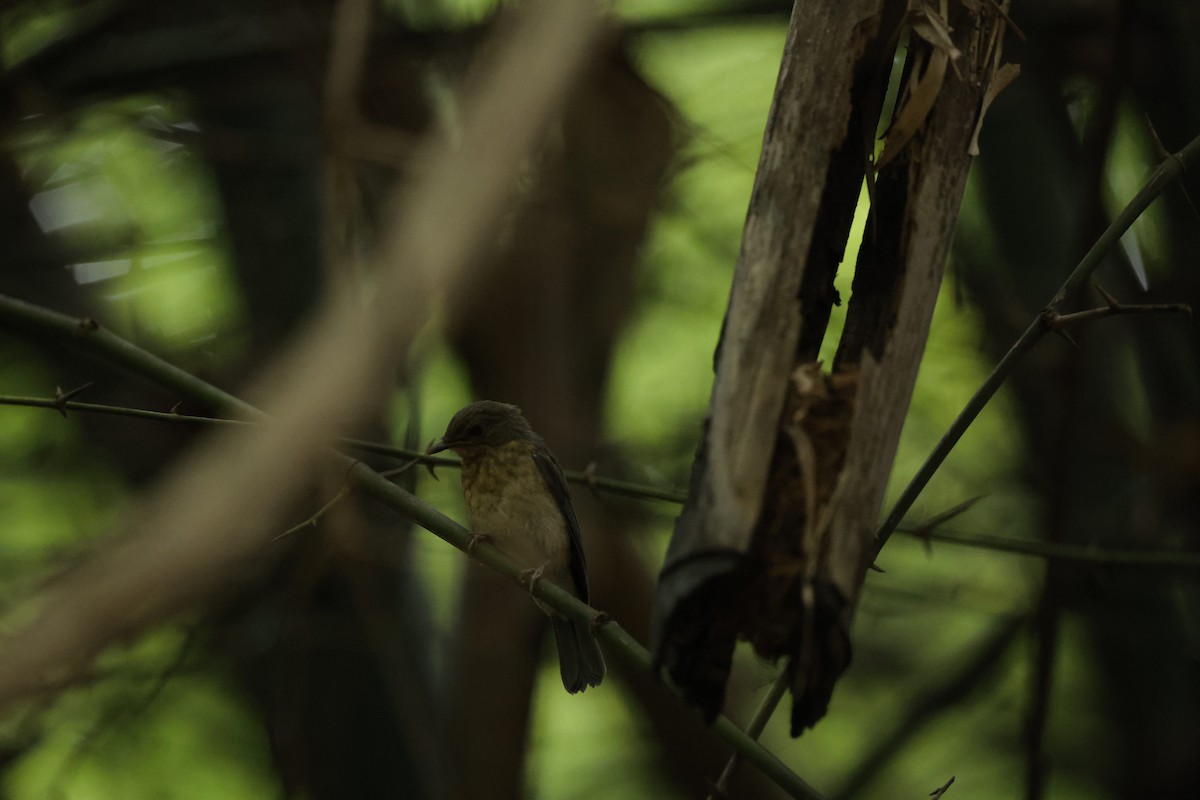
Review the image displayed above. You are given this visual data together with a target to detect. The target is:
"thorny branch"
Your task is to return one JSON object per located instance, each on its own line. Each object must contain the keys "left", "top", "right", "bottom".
{"left": 1042, "top": 283, "right": 1190, "bottom": 348}
{"left": 875, "top": 129, "right": 1200, "bottom": 552}
{"left": 4, "top": 392, "right": 1200, "bottom": 570}
{"left": 0, "top": 297, "right": 827, "bottom": 800}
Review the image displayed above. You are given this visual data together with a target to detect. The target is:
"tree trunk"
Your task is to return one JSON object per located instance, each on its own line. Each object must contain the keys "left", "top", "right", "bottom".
{"left": 654, "top": 0, "right": 1017, "bottom": 735}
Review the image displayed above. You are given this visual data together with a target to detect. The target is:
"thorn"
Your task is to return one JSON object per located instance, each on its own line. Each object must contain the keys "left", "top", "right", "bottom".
{"left": 584, "top": 461, "right": 600, "bottom": 496}
{"left": 424, "top": 439, "right": 440, "bottom": 479}
{"left": 930, "top": 775, "right": 956, "bottom": 799}
{"left": 1144, "top": 114, "right": 1170, "bottom": 162}
{"left": 1094, "top": 282, "right": 1120, "bottom": 309}
{"left": 53, "top": 381, "right": 95, "bottom": 417}
{"left": 919, "top": 495, "right": 985, "bottom": 529}
{"left": 1144, "top": 115, "right": 1199, "bottom": 221}
{"left": 868, "top": 561, "right": 886, "bottom": 573}
{"left": 74, "top": 317, "right": 100, "bottom": 335}
{"left": 1053, "top": 326, "right": 1079, "bottom": 349}
{"left": 170, "top": 401, "right": 183, "bottom": 414}
{"left": 590, "top": 611, "right": 612, "bottom": 631}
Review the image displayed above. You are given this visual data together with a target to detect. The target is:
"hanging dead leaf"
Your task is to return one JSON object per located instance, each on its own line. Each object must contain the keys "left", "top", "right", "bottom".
{"left": 876, "top": 45, "right": 949, "bottom": 171}
{"left": 968, "top": 62, "right": 1020, "bottom": 155}
{"left": 910, "top": 1, "right": 962, "bottom": 62}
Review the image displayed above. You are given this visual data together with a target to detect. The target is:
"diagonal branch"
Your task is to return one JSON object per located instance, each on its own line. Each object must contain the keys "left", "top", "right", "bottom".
{"left": 0, "top": 297, "right": 826, "bottom": 800}
{"left": 708, "top": 661, "right": 792, "bottom": 800}
{"left": 875, "top": 130, "right": 1200, "bottom": 553}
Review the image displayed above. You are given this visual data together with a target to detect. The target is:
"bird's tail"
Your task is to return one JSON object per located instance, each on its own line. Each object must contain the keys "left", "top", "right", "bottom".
{"left": 552, "top": 616, "right": 606, "bottom": 693}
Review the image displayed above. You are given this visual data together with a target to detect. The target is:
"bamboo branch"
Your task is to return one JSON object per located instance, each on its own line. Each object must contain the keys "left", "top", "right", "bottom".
{"left": 0, "top": 392, "right": 688, "bottom": 503}
{"left": 5, "top": 392, "right": 1200, "bottom": 571}
{"left": 708, "top": 661, "right": 792, "bottom": 800}
{"left": 0, "top": 338, "right": 822, "bottom": 799}
{"left": 906, "top": 526, "right": 1200, "bottom": 569}
{"left": 351, "top": 465, "right": 826, "bottom": 800}
{"left": 875, "top": 130, "right": 1200, "bottom": 553}
{"left": 1045, "top": 296, "right": 1190, "bottom": 330}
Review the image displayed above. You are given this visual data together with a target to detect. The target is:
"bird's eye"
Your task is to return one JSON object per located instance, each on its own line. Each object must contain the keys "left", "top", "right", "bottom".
{"left": 467, "top": 423, "right": 485, "bottom": 439}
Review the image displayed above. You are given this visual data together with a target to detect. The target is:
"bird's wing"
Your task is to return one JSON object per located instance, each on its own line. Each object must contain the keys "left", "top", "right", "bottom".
{"left": 531, "top": 444, "right": 589, "bottom": 604}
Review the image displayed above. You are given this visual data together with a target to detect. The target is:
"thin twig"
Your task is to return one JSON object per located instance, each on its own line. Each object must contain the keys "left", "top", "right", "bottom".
{"left": 985, "top": 0, "right": 1024, "bottom": 41}
{"left": 875, "top": 130, "right": 1200, "bottom": 554}
{"left": 903, "top": 496, "right": 983, "bottom": 553}
{"left": 1046, "top": 300, "right": 1190, "bottom": 329}
{"left": 0, "top": 295, "right": 264, "bottom": 420}
{"left": 930, "top": 775, "right": 956, "bottom": 799}
{"left": 53, "top": 381, "right": 96, "bottom": 416}
{"left": 6, "top": 393, "right": 1200, "bottom": 570}
{"left": 273, "top": 454, "right": 406, "bottom": 543}
{"left": 897, "top": 525, "right": 1200, "bottom": 569}
{"left": 0, "top": 394, "right": 687, "bottom": 502}
{"left": 709, "top": 661, "right": 792, "bottom": 799}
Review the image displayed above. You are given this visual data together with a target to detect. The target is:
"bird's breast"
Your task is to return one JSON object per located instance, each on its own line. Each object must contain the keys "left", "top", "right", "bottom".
{"left": 460, "top": 442, "right": 570, "bottom": 572}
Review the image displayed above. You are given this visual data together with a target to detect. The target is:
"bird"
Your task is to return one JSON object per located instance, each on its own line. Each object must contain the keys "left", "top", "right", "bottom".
{"left": 427, "top": 400, "right": 606, "bottom": 693}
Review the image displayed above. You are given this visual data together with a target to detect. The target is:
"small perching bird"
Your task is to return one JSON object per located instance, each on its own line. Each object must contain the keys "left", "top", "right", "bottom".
{"left": 427, "top": 401, "right": 606, "bottom": 693}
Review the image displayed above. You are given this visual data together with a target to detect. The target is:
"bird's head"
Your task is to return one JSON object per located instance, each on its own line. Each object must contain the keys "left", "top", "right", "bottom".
{"left": 427, "top": 401, "right": 535, "bottom": 456}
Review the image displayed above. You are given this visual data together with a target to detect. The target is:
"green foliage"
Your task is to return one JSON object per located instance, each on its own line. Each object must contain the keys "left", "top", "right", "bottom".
{"left": 3, "top": 2, "right": 1175, "bottom": 798}
{"left": 12, "top": 98, "right": 246, "bottom": 360}
{"left": 530, "top": 673, "right": 684, "bottom": 800}
{"left": 609, "top": 22, "right": 787, "bottom": 473}
{"left": 5, "top": 631, "right": 279, "bottom": 800}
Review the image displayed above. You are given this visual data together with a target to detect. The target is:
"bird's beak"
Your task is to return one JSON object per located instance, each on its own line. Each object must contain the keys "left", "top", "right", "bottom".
{"left": 426, "top": 438, "right": 449, "bottom": 455}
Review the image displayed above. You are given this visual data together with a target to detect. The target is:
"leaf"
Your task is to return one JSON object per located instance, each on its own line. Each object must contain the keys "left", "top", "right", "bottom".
{"left": 877, "top": 46, "right": 950, "bottom": 171}
{"left": 911, "top": 2, "right": 962, "bottom": 62}
{"left": 968, "top": 61, "right": 1020, "bottom": 156}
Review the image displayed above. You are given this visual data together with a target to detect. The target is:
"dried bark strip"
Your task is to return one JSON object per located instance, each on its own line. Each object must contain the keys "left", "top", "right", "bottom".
{"left": 654, "top": 0, "right": 1014, "bottom": 735}
{"left": 652, "top": 0, "right": 904, "bottom": 725}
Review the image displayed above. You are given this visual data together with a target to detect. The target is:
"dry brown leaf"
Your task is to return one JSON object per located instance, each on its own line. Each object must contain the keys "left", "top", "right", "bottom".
{"left": 968, "top": 62, "right": 1020, "bottom": 155}
{"left": 911, "top": 2, "right": 962, "bottom": 62}
{"left": 877, "top": 45, "right": 949, "bottom": 171}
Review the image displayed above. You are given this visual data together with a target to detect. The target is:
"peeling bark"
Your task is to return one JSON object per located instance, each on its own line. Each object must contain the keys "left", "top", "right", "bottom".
{"left": 653, "top": 0, "right": 1015, "bottom": 735}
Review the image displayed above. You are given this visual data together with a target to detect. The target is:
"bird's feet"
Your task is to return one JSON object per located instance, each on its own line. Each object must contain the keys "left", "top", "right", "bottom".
{"left": 466, "top": 531, "right": 493, "bottom": 557}
{"left": 518, "top": 562, "right": 548, "bottom": 595}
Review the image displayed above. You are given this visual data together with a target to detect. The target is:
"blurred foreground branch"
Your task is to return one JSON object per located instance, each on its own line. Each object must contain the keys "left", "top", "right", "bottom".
{"left": 0, "top": 310, "right": 826, "bottom": 800}
{"left": 0, "top": 0, "right": 608, "bottom": 739}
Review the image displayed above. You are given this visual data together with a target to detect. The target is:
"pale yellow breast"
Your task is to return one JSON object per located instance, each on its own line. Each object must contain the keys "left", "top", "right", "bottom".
{"left": 460, "top": 441, "right": 570, "bottom": 576}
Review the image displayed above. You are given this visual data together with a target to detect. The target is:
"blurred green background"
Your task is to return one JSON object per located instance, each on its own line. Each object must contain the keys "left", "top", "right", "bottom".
{"left": 1, "top": 1, "right": 1198, "bottom": 799}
